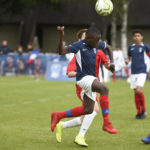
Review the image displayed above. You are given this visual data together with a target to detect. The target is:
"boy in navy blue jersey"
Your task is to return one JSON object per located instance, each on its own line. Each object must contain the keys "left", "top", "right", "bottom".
{"left": 51, "top": 26, "right": 115, "bottom": 146}
{"left": 126, "top": 30, "right": 150, "bottom": 119}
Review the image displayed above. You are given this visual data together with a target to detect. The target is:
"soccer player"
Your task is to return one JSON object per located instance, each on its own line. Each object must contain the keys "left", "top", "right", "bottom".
{"left": 112, "top": 47, "right": 129, "bottom": 82}
{"left": 125, "top": 30, "right": 150, "bottom": 119}
{"left": 51, "top": 26, "right": 115, "bottom": 146}
{"left": 142, "top": 134, "right": 150, "bottom": 144}
{"left": 55, "top": 29, "right": 118, "bottom": 146}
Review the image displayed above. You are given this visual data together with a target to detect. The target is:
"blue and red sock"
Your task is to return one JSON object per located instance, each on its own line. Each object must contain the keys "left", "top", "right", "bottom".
{"left": 58, "top": 105, "right": 84, "bottom": 120}
{"left": 100, "top": 95, "right": 110, "bottom": 124}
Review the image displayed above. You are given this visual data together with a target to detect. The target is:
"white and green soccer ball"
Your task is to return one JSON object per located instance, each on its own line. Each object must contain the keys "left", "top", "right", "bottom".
{"left": 95, "top": 0, "right": 113, "bottom": 16}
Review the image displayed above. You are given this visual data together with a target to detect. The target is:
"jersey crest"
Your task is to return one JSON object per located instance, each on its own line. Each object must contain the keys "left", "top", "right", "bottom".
{"left": 139, "top": 47, "right": 143, "bottom": 53}
{"left": 93, "top": 48, "right": 97, "bottom": 54}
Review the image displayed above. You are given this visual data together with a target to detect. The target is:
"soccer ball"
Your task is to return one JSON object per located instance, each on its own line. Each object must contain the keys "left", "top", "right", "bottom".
{"left": 95, "top": 0, "right": 113, "bottom": 16}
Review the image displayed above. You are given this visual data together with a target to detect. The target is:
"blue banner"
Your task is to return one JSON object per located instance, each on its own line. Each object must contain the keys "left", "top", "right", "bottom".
{"left": 45, "top": 61, "right": 75, "bottom": 81}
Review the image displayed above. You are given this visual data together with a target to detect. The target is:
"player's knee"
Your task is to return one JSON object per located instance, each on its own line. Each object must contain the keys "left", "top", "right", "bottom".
{"left": 84, "top": 107, "right": 93, "bottom": 114}
{"left": 101, "top": 86, "right": 109, "bottom": 95}
{"left": 135, "top": 87, "right": 142, "bottom": 94}
{"left": 136, "top": 89, "right": 142, "bottom": 94}
{"left": 94, "top": 107, "right": 99, "bottom": 113}
{"left": 80, "top": 116, "right": 84, "bottom": 123}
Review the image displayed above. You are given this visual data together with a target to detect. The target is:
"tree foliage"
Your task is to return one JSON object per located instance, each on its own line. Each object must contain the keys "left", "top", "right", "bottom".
{"left": 111, "top": 0, "right": 131, "bottom": 20}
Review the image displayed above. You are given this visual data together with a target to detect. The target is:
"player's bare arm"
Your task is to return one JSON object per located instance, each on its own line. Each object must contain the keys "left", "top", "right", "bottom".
{"left": 105, "top": 44, "right": 115, "bottom": 73}
{"left": 125, "top": 57, "right": 130, "bottom": 65}
{"left": 68, "top": 71, "right": 76, "bottom": 78}
{"left": 105, "top": 44, "right": 114, "bottom": 63}
{"left": 57, "top": 26, "right": 68, "bottom": 55}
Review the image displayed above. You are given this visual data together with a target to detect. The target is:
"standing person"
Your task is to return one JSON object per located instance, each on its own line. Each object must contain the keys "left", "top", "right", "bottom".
{"left": 51, "top": 26, "right": 116, "bottom": 146}
{"left": 125, "top": 30, "right": 150, "bottom": 119}
{"left": 26, "top": 43, "right": 33, "bottom": 55}
{"left": 55, "top": 29, "right": 118, "bottom": 147}
{"left": 16, "top": 45, "right": 24, "bottom": 56}
{"left": 0, "top": 40, "right": 10, "bottom": 75}
{"left": 113, "top": 47, "right": 128, "bottom": 82}
{"left": 0, "top": 40, "right": 10, "bottom": 56}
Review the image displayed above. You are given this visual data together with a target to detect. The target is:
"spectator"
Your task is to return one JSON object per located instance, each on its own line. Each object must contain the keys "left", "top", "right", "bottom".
{"left": 16, "top": 45, "right": 24, "bottom": 56}
{"left": 0, "top": 40, "right": 10, "bottom": 56}
{"left": 0, "top": 40, "right": 10, "bottom": 75}
{"left": 26, "top": 43, "right": 33, "bottom": 54}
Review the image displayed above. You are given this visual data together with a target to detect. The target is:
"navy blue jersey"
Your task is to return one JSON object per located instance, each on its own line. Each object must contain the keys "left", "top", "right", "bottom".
{"left": 67, "top": 40, "right": 106, "bottom": 81}
{"left": 128, "top": 43, "right": 150, "bottom": 74}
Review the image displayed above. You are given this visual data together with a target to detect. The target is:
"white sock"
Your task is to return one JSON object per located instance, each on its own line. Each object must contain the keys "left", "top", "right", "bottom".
{"left": 78, "top": 111, "right": 97, "bottom": 137}
{"left": 62, "top": 117, "right": 81, "bottom": 128}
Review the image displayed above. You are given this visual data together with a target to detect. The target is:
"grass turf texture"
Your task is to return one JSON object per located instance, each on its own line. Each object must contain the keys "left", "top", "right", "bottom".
{"left": 0, "top": 76, "right": 150, "bottom": 150}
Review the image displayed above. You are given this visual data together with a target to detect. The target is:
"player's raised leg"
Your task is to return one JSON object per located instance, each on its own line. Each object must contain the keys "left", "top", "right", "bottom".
{"left": 51, "top": 96, "right": 95, "bottom": 132}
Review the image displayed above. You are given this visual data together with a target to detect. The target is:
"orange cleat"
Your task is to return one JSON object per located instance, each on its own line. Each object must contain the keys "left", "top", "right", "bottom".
{"left": 51, "top": 111, "right": 60, "bottom": 132}
{"left": 103, "top": 122, "right": 118, "bottom": 134}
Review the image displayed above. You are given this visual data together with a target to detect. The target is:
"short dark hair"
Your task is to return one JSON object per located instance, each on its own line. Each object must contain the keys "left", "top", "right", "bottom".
{"left": 86, "top": 27, "right": 101, "bottom": 38}
{"left": 76, "top": 29, "right": 87, "bottom": 39}
{"left": 132, "top": 29, "right": 143, "bottom": 36}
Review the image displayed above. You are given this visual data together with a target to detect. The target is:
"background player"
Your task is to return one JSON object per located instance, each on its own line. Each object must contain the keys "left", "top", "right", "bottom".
{"left": 51, "top": 26, "right": 115, "bottom": 147}
{"left": 125, "top": 29, "right": 150, "bottom": 119}
{"left": 56, "top": 29, "right": 118, "bottom": 146}
{"left": 112, "top": 46, "right": 129, "bottom": 82}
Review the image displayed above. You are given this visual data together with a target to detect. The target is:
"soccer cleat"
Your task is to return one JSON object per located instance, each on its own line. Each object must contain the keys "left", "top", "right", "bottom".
{"left": 103, "top": 122, "right": 118, "bottom": 134}
{"left": 51, "top": 111, "right": 60, "bottom": 132}
{"left": 74, "top": 135, "right": 88, "bottom": 147}
{"left": 56, "top": 121, "right": 63, "bottom": 143}
{"left": 142, "top": 135, "right": 150, "bottom": 144}
{"left": 140, "top": 111, "right": 147, "bottom": 119}
{"left": 135, "top": 114, "right": 141, "bottom": 119}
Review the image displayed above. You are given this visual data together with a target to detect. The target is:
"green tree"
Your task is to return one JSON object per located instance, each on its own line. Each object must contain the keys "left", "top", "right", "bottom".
{"left": 111, "top": 0, "right": 131, "bottom": 56}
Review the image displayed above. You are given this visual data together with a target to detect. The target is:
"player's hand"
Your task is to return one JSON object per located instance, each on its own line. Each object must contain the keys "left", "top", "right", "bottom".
{"left": 125, "top": 58, "right": 130, "bottom": 65}
{"left": 104, "top": 61, "right": 110, "bottom": 70}
{"left": 104, "top": 61, "right": 115, "bottom": 73}
{"left": 57, "top": 26, "right": 64, "bottom": 37}
{"left": 125, "top": 60, "right": 128, "bottom": 65}
{"left": 109, "top": 62, "right": 115, "bottom": 73}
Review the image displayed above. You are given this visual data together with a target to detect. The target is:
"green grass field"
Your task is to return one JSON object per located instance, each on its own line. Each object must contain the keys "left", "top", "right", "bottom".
{"left": 0, "top": 76, "right": 150, "bottom": 150}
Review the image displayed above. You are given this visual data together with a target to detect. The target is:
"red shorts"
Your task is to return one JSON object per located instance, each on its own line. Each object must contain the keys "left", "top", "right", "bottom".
{"left": 76, "top": 84, "right": 98, "bottom": 102}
